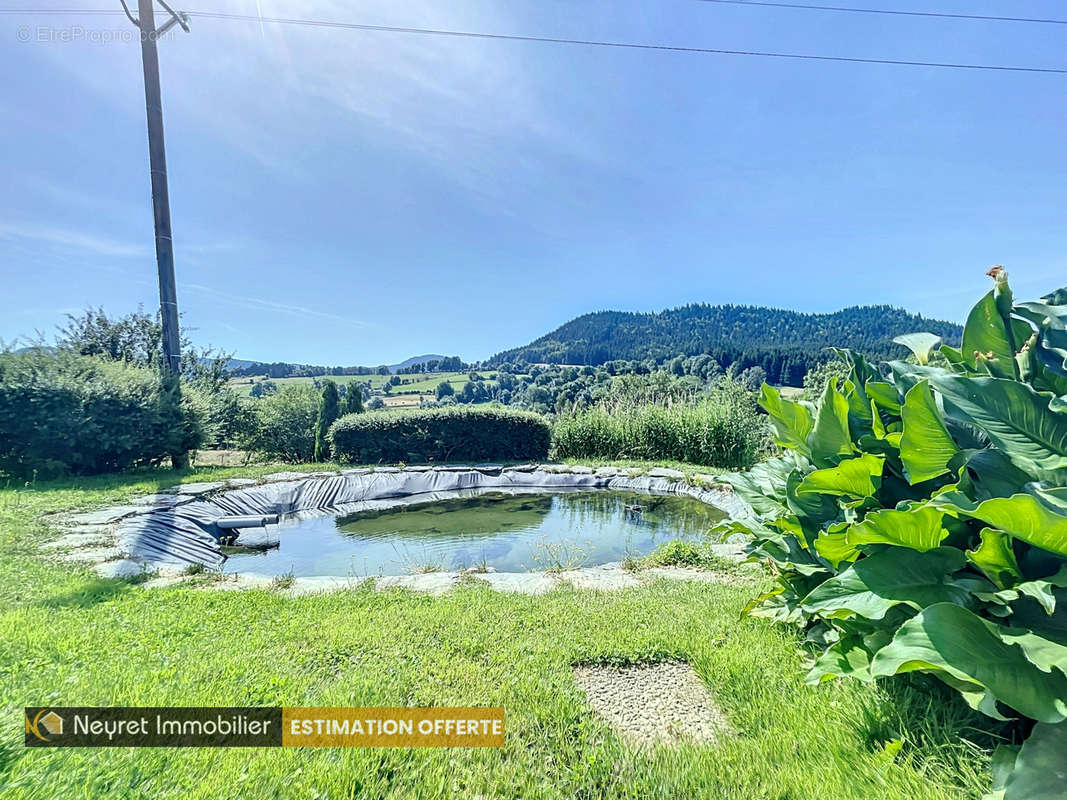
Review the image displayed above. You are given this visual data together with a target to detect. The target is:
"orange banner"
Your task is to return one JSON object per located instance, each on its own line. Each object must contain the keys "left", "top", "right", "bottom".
{"left": 282, "top": 707, "right": 505, "bottom": 747}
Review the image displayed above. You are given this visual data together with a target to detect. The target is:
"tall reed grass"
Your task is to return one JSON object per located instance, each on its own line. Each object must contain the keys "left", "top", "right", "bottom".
{"left": 552, "top": 381, "right": 769, "bottom": 469}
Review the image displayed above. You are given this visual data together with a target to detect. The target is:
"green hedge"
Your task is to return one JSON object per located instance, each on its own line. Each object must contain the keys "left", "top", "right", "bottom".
{"left": 0, "top": 350, "right": 202, "bottom": 478}
{"left": 329, "top": 406, "right": 551, "bottom": 464}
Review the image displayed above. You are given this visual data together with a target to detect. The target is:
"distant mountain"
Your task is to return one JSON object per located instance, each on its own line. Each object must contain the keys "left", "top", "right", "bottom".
{"left": 487, "top": 303, "right": 962, "bottom": 385}
{"left": 388, "top": 354, "right": 448, "bottom": 373}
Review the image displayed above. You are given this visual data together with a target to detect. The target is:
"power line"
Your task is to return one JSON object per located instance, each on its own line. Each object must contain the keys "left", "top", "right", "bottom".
{"left": 694, "top": 0, "right": 1067, "bottom": 26}
{"left": 4, "top": 7, "right": 1066, "bottom": 74}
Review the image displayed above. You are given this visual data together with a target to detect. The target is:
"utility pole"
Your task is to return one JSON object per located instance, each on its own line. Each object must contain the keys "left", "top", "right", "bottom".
{"left": 135, "top": 0, "right": 186, "bottom": 376}
{"left": 121, "top": 0, "right": 189, "bottom": 466}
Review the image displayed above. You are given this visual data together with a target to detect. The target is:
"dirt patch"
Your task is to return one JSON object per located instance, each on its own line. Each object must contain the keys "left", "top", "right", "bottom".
{"left": 574, "top": 661, "right": 729, "bottom": 748}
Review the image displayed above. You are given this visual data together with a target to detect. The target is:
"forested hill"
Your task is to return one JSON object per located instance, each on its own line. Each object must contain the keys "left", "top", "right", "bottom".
{"left": 487, "top": 304, "right": 962, "bottom": 385}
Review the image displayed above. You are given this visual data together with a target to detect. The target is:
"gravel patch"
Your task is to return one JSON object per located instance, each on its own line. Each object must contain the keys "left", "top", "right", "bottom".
{"left": 574, "top": 661, "right": 729, "bottom": 748}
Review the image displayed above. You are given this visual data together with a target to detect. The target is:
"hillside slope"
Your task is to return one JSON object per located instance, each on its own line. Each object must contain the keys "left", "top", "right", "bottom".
{"left": 488, "top": 303, "right": 961, "bottom": 381}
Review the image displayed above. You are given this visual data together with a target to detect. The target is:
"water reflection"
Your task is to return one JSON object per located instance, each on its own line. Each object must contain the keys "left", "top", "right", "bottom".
{"left": 222, "top": 490, "right": 725, "bottom": 577}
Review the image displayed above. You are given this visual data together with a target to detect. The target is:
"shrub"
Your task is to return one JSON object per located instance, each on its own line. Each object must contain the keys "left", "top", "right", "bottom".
{"left": 553, "top": 380, "right": 768, "bottom": 469}
{"left": 329, "top": 405, "right": 551, "bottom": 464}
{"left": 719, "top": 270, "right": 1067, "bottom": 798}
{"left": 240, "top": 383, "right": 319, "bottom": 462}
{"left": 313, "top": 380, "right": 341, "bottom": 462}
{"left": 0, "top": 350, "right": 203, "bottom": 478}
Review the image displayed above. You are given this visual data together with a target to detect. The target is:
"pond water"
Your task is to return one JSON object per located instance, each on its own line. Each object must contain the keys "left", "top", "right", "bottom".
{"left": 221, "top": 490, "right": 725, "bottom": 577}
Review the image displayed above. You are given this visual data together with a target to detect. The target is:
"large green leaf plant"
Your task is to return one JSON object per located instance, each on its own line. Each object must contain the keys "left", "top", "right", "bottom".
{"left": 719, "top": 268, "right": 1067, "bottom": 798}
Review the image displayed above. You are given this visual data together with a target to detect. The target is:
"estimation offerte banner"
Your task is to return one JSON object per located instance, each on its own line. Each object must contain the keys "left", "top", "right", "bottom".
{"left": 25, "top": 707, "right": 505, "bottom": 747}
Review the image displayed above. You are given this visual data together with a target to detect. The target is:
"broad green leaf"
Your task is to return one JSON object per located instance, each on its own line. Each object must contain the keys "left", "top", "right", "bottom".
{"left": 720, "top": 454, "right": 801, "bottom": 519}
{"left": 870, "top": 603, "right": 1067, "bottom": 723}
{"left": 963, "top": 287, "right": 1021, "bottom": 379}
{"left": 801, "top": 547, "right": 969, "bottom": 621}
{"left": 955, "top": 449, "right": 1034, "bottom": 502}
{"left": 865, "top": 380, "right": 903, "bottom": 414}
{"left": 893, "top": 332, "right": 943, "bottom": 365}
{"left": 930, "top": 374, "right": 1067, "bottom": 482}
{"left": 943, "top": 489, "right": 1067, "bottom": 558}
{"left": 988, "top": 743, "right": 1021, "bottom": 800}
{"left": 967, "top": 529, "right": 1022, "bottom": 590}
{"left": 786, "top": 469, "right": 841, "bottom": 530}
{"left": 807, "top": 381, "right": 856, "bottom": 467}
{"left": 1043, "top": 287, "right": 1067, "bottom": 305}
{"left": 900, "top": 380, "right": 959, "bottom": 484}
{"left": 759, "top": 384, "right": 813, "bottom": 455}
{"left": 806, "top": 637, "right": 875, "bottom": 684}
{"left": 999, "top": 627, "right": 1067, "bottom": 675}
{"left": 1003, "top": 722, "right": 1067, "bottom": 800}
{"left": 748, "top": 533, "right": 830, "bottom": 577}
{"left": 813, "top": 530, "right": 860, "bottom": 569}
{"left": 847, "top": 505, "right": 949, "bottom": 552}
{"left": 796, "top": 453, "right": 883, "bottom": 499}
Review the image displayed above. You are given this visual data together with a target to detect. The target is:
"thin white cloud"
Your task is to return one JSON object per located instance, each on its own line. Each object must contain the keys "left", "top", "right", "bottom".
{"left": 0, "top": 221, "right": 146, "bottom": 258}
{"left": 183, "top": 281, "right": 376, "bottom": 330}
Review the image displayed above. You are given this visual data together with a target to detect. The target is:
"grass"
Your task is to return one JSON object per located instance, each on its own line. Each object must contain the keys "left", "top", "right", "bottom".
{"left": 0, "top": 466, "right": 996, "bottom": 799}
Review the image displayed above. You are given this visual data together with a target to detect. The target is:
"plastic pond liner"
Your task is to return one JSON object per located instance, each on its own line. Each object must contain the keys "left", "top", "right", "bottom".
{"left": 91, "top": 467, "right": 750, "bottom": 578}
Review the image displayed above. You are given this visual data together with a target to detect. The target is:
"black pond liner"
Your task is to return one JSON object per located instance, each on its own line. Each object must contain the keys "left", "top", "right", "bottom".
{"left": 116, "top": 469, "right": 749, "bottom": 570}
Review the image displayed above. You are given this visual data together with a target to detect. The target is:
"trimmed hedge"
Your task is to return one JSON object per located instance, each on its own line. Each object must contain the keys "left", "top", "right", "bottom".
{"left": 0, "top": 350, "right": 203, "bottom": 479}
{"left": 328, "top": 406, "right": 551, "bottom": 464}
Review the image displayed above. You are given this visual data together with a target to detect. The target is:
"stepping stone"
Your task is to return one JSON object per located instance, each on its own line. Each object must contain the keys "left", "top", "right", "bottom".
{"left": 574, "top": 662, "right": 729, "bottom": 748}
{"left": 567, "top": 465, "right": 594, "bottom": 475}
{"left": 595, "top": 467, "right": 619, "bottom": 477}
{"left": 225, "top": 478, "right": 258, "bottom": 488}
{"left": 403, "top": 465, "right": 433, "bottom": 472}
{"left": 473, "top": 572, "right": 558, "bottom": 595}
{"left": 341, "top": 468, "right": 373, "bottom": 476}
{"left": 263, "top": 472, "right": 309, "bottom": 481}
{"left": 64, "top": 506, "right": 143, "bottom": 526}
{"left": 130, "top": 493, "right": 193, "bottom": 508}
{"left": 62, "top": 547, "right": 125, "bottom": 563}
{"left": 708, "top": 543, "right": 746, "bottom": 561}
{"left": 375, "top": 573, "right": 459, "bottom": 595}
{"left": 374, "top": 467, "right": 401, "bottom": 474}
{"left": 175, "top": 481, "right": 226, "bottom": 495}
{"left": 643, "top": 567, "right": 735, "bottom": 584}
{"left": 559, "top": 568, "right": 642, "bottom": 592}
{"left": 94, "top": 559, "right": 146, "bottom": 579}
{"left": 41, "top": 533, "right": 112, "bottom": 549}
{"left": 648, "top": 468, "right": 685, "bottom": 479}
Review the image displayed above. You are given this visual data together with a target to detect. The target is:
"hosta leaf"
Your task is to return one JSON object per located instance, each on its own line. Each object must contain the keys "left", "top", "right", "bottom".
{"left": 806, "top": 637, "right": 876, "bottom": 684}
{"left": 870, "top": 603, "right": 1067, "bottom": 723}
{"left": 747, "top": 533, "right": 830, "bottom": 577}
{"left": 801, "top": 546, "right": 969, "bottom": 621}
{"left": 893, "top": 332, "right": 943, "bottom": 365}
{"left": 900, "top": 380, "right": 960, "bottom": 484}
{"left": 813, "top": 528, "right": 860, "bottom": 569}
{"left": 942, "top": 488, "right": 1067, "bottom": 558}
{"left": 930, "top": 374, "right": 1067, "bottom": 482}
{"left": 796, "top": 453, "right": 883, "bottom": 499}
{"left": 865, "top": 380, "right": 903, "bottom": 414}
{"left": 963, "top": 288, "right": 1020, "bottom": 379}
{"left": 1003, "top": 722, "right": 1067, "bottom": 800}
{"left": 759, "top": 384, "right": 813, "bottom": 455}
{"left": 847, "top": 505, "right": 949, "bottom": 552}
{"left": 967, "top": 529, "right": 1022, "bottom": 590}
{"left": 807, "top": 380, "right": 856, "bottom": 467}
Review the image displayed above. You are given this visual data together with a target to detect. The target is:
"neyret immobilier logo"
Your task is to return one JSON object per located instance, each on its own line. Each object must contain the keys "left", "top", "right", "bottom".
{"left": 24, "top": 707, "right": 505, "bottom": 748}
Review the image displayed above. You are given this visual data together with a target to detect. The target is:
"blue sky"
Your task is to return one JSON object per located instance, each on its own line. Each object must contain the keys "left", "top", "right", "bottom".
{"left": 2, "top": 1, "right": 1065, "bottom": 365}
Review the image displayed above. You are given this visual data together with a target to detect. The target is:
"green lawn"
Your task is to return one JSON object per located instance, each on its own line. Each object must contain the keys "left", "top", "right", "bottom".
{"left": 0, "top": 467, "right": 993, "bottom": 799}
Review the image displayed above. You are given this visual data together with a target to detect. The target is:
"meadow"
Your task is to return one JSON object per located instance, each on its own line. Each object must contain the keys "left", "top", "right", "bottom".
{"left": 0, "top": 466, "right": 993, "bottom": 800}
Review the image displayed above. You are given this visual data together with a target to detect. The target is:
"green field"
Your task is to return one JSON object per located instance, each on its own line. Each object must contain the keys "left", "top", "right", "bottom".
{"left": 229, "top": 371, "right": 507, "bottom": 397}
{"left": 0, "top": 465, "right": 993, "bottom": 799}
